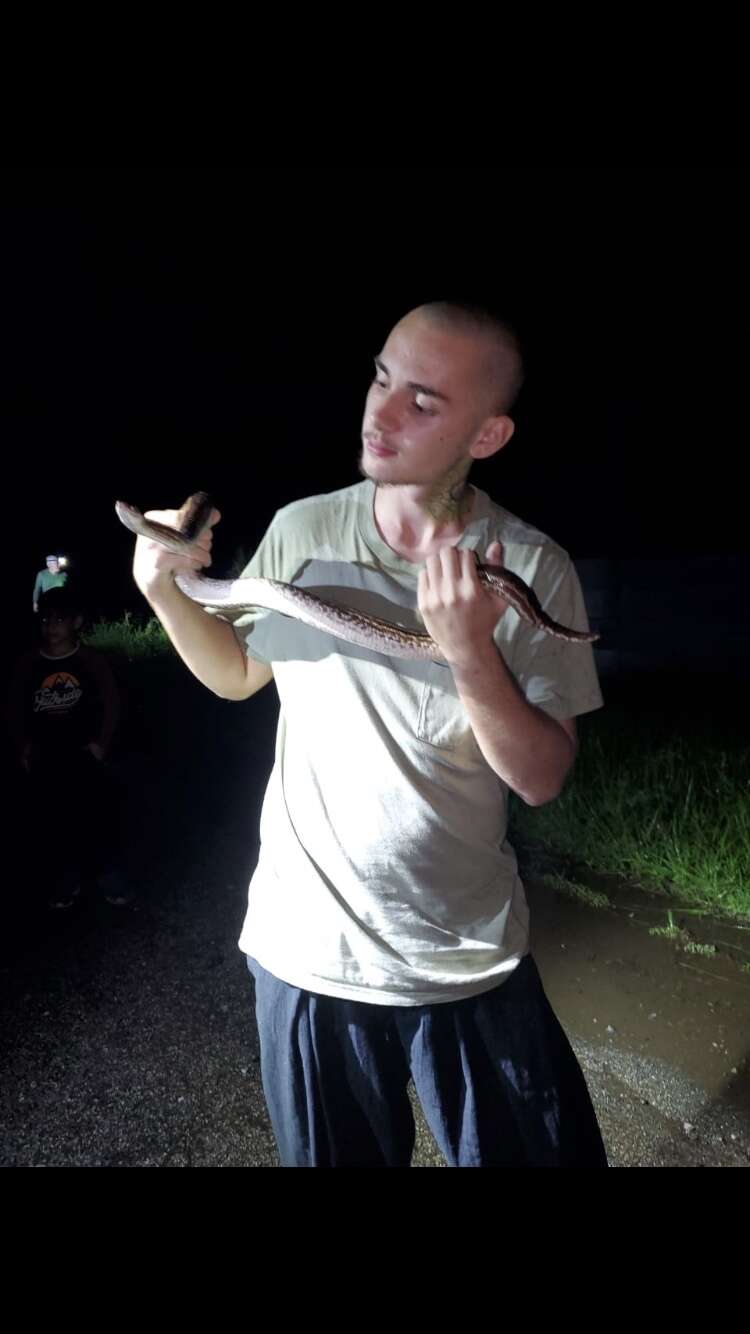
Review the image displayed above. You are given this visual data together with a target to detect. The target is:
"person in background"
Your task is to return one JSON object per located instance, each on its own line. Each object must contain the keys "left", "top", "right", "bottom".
{"left": 33, "top": 555, "right": 68, "bottom": 614}
{"left": 8, "top": 584, "right": 129, "bottom": 909}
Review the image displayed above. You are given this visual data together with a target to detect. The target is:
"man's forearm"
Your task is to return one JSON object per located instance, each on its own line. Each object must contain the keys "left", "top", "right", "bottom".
{"left": 145, "top": 577, "right": 252, "bottom": 700}
{"left": 450, "top": 645, "right": 576, "bottom": 805}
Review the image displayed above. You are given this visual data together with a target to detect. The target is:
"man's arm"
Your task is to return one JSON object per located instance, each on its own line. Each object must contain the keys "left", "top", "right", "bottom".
{"left": 131, "top": 503, "right": 272, "bottom": 701}
{"left": 418, "top": 544, "right": 577, "bottom": 806}
{"left": 447, "top": 649, "right": 576, "bottom": 805}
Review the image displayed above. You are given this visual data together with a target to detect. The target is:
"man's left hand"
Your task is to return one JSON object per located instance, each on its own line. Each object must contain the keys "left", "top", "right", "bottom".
{"left": 418, "top": 541, "right": 509, "bottom": 668}
{"left": 85, "top": 742, "right": 106, "bottom": 762}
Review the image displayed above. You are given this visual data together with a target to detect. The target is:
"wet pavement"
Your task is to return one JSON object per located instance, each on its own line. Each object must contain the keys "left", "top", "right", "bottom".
{"left": 3, "top": 826, "right": 748, "bottom": 1167}
{"left": 2, "top": 685, "right": 749, "bottom": 1168}
{"left": 525, "top": 874, "right": 750, "bottom": 1168}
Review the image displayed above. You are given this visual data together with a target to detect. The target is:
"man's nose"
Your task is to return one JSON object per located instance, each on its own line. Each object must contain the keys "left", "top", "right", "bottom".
{"left": 372, "top": 389, "right": 402, "bottom": 432}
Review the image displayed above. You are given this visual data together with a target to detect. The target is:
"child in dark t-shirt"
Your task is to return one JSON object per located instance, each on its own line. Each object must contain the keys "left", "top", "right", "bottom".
{"left": 8, "top": 586, "right": 128, "bottom": 909}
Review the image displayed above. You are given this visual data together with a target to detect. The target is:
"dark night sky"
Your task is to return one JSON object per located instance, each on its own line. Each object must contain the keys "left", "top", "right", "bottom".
{"left": 3, "top": 167, "right": 748, "bottom": 625}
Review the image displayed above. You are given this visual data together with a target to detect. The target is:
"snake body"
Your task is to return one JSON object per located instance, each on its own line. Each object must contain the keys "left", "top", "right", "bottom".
{"left": 115, "top": 493, "right": 598, "bottom": 661}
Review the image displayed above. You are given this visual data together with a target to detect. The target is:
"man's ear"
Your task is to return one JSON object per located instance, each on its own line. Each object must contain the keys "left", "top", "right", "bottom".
{"left": 470, "top": 415, "right": 515, "bottom": 462}
{"left": 73, "top": 614, "right": 85, "bottom": 632}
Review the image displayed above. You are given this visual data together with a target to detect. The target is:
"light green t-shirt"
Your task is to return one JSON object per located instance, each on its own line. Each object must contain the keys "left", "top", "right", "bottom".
{"left": 33, "top": 569, "right": 68, "bottom": 604}
{"left": 228, "top": 480, "right": 602, "bottom": 1005}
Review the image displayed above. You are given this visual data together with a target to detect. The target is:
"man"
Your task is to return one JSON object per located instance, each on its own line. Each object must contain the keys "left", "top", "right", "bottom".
{"left": 33, "top": 555, "right": 68, "bottom": 613}
{"left": 131, "top": 301, "right": 607, "bottom": 1167}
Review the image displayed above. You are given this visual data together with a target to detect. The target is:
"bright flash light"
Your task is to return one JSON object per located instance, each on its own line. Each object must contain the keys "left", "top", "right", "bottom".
{"left": 58, "top": 556, "right": 69, "bottom": 568}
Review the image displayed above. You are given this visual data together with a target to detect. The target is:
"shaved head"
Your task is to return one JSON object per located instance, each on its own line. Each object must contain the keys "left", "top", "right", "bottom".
{"left": 401, "top": 301, "right": 524, "bottom": 415}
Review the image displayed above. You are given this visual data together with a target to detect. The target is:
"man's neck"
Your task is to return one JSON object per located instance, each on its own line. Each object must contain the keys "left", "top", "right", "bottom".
{"left": 373, "top": 481, "right": 476, "bottom": 564}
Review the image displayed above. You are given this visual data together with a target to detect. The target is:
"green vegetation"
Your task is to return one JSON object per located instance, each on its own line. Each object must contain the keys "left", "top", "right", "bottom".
{"left": 86, "top": 612, "right": 170, "bottom": 660}
{"left": 645, "top": 909, "right": 718, "bottom": 955}
{"left": 509, "top": 685, "right": 750, "bottom": 921}
{"left": 648, "top": 909, "right": 682, "bottom": 940}
{"left": 536, "top": 872, "right": 611, "bottom": 911}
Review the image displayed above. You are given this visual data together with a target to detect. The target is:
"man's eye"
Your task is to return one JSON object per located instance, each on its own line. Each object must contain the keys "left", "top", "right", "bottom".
{"left": 413, "top": 399, "right": 435, "bottom": 415}
{"left": 372, "top": 376, "right": 388, "bottom": 389}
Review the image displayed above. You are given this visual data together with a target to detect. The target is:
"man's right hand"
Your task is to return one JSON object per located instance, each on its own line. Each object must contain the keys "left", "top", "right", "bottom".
{"left": 124, "top": 495, "right": 271, "bottom": 701}
{"left": 132, "top": 498, "right": 221, "bottom": 606}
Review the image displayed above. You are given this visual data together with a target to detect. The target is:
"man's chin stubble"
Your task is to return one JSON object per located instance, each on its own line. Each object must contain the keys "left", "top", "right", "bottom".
{"left": 357, "top": 448, "right": 411, "bottom": 489}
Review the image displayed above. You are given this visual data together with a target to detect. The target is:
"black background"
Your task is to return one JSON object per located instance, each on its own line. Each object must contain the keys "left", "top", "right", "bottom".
{"left": 3, "top": 167, "right": 747, "bottom": 626}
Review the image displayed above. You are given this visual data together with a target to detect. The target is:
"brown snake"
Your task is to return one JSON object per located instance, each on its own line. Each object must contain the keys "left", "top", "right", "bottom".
{"left": 115, "top": 492, "right": 598, "bottom": 662}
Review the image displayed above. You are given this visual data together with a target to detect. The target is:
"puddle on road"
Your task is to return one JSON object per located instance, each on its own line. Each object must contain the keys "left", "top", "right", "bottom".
{"left": 525, "top": 865, "right": 750, "bottom": 1113}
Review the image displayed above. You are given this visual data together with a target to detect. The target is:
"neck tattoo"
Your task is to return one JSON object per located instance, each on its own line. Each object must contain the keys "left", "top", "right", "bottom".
{"left": 425, "top": 464, "right": 473, "bottom": 524}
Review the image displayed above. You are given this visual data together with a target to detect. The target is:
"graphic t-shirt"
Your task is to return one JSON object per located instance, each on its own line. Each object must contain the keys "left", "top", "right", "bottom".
{"left": 13, "top": 644, "right": 111, "bottom": 755}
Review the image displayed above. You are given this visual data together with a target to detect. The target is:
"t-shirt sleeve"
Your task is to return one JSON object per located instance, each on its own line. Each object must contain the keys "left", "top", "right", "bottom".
{"left": 499, "top": 553, "right": 603, "bottom": 722}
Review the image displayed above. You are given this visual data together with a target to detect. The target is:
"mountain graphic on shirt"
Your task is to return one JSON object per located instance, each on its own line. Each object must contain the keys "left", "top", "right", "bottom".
{"left": 34, "top": 671, "right": 84, "bottom": 716}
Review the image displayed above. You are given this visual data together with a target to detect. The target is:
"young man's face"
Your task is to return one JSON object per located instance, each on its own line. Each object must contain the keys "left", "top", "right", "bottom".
{"left": 40, "top": 610, "right": 80, "bottom": 654}
{"left": 46, "top": 558, "right": 60, "bottom": 574}
{"left": 360, "top": 314, "right": 509, "bottom": 489}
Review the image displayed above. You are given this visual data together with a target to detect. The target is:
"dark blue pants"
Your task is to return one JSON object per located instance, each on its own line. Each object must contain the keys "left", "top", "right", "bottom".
{"left": 247, "top": 954, "right": 608, "bottom": 1168}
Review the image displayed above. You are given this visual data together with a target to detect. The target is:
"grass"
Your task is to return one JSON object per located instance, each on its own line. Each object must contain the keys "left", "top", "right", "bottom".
{"left": 645, "top": 909, "right": 718, "bottom": 955}
{"left": 510, "top": 682, "right": 750, "bottom": 921}
{"left": 682, "top": 940, "right": 718, "bottom": 956}
{"left": 537, "top": 872, "right": 612, "bottom": 911}
{"left": 648, "top": 909, "right": 683, "bottom": 940}
{"left": 85, "top": 612, "right": 170, "bottom": 660}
